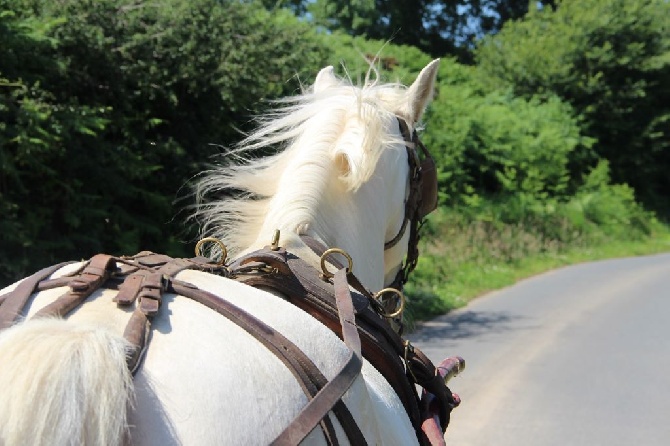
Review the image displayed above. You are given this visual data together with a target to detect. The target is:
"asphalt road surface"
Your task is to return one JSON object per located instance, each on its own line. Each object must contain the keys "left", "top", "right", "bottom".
{"left": 408, "top": 253, "right": 670, "bottom": 446}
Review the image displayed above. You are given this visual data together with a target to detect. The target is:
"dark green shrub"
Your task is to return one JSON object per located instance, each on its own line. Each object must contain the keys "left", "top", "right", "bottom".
{"left": 0, "top": 0, "right": 325, "bottom": 285}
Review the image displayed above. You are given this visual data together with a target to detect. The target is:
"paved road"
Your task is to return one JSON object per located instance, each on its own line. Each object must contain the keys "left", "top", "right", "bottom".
{"left": 408, "top": 253, "right": 670, "bottom": 446}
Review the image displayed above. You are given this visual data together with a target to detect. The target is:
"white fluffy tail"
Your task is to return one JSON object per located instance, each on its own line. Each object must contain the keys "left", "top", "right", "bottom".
{"left": 0, "top": 319, "right": 134, "bottom": 446}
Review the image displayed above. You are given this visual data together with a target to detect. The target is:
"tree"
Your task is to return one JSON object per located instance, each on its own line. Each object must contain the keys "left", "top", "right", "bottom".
{"left": 0, "top": 0, "right": 326, "bottom": 285}
{"left": 269, "top": 0, "right": 558, "bottom": 60}
{"left": 476, "top": 0, "right": 670, "bottom": 215}
{"left": 1, "top": 5, "right": 109, "bottom": 283}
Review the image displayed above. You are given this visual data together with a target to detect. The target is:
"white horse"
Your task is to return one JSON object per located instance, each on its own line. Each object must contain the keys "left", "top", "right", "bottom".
{"left": 0, "top": 59, "right": 442, "bottom": 445}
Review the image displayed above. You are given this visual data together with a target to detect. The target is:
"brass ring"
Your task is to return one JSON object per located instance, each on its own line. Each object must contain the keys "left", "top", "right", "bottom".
{"left": 320, "top": 248, "right": 353, "bottom": 278}
{"left": 373, "top": 287, "right": 406, "bottom": 318}
{"left": 194, "top": 237, "right": 228, "bottom": 266}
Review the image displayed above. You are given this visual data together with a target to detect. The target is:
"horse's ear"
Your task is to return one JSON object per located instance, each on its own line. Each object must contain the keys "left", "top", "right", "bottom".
{"left": 313, "top": 66, "right": 339, "bottom": 93}
{"left": 400, "top": 59, "right": 440, "bottom": 124}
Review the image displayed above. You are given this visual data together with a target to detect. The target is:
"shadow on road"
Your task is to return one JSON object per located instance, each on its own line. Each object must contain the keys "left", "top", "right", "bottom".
{"left": 410, "top": 310, "right": 525, "bottom": 343}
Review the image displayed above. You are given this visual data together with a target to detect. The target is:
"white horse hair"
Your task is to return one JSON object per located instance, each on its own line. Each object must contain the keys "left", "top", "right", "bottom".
{"left": 0, "top": 59, "right": 440, "bottom": 445}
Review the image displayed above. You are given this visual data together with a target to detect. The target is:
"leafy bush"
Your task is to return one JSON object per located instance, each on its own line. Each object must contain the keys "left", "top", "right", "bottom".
{"left": 570, "top": 160, "right": 656, "bottom": 238}
{"left": 406, "top": 177, "right": 661, "bottom": 321}
{"left": 316, "top": 31, "right": 433, "bottom": 84}
{"left": 476, "top": 0, "right": 670, "bottom": 214}
{"left": 422, "top": 60, "right": 594, "bottom": 205}
{"left": 0, "top": 0, "right": 325, "bottom": 285}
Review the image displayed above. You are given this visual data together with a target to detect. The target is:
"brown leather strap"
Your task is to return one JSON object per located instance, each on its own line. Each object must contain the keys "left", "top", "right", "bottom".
{"left": 273, "top": 352, "right": 362, "bottom": 445}
{"left": 407, "top": 348, "right": 460, "bottom": 432}
{"left": 2, "top": 251, "right": 439, "bottom": 444}
{"left": 136, "top": 272, "right": 164, "bottom": 317}
{"left": 385, "top": 117, "right": 438, "bottom": 292}
{"left": 124, "top": 308, "right": 151, "bottom": 375}
{"left": 168, "top": 279, "right": 364, "bottom": 445}
{"left": 334, "top": 269, "right": 361, "bottom": 355}
{"left": 271, "top": 268, "right": 364, "bottom": 445}
{"left": 234, "top": 249, "right": 424, "bottom": 439}
{"left": 0, "top": 261, "right": 75, "bottom": 329}
{"left": 117, "top": 259, "right": 224, "bottom": 374}
{"left": 420, "top": 357, "right": 463, "bottom": 445}
{"left": 31, "top": 255, "right": 117, "bottom": 319}
{"left": 116, "top": 258, "right": 344, "bottom": 444}
{"left": 232, "top": 245, "right": 460, "bottom": 444}
{"left": 115, "top": 272, "right": 146, "bottom": 305}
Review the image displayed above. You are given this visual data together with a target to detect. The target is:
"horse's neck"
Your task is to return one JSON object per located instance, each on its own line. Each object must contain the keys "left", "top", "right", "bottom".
{"left": 248, "top": 191, "right": 387, "bottom": 291}
{"left": 248, "top": 156, "right": 389, "bottom": 292}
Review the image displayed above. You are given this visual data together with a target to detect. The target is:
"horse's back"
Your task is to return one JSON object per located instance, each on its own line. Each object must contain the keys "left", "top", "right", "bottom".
{"left": 1, "top": 265, "right": 417, "bottom": 445}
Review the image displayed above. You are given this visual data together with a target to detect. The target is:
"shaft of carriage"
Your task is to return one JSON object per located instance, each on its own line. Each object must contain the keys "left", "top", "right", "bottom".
{"left": 420, "top": 356, "right": 465, "bottom": 446}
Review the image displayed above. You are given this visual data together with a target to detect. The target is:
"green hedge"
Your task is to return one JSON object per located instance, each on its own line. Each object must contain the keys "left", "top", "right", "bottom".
{"left": 0, "top": 0, "right": 325, "bottom": 284}
{"left": 476, "top": 0, "right": 670, "bottom": 213}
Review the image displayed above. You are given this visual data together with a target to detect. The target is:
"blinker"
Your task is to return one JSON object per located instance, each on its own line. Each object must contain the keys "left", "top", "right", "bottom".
{"left": 395, "top": 117, "right": 438, "bottom": 221}
{"left": 417, "top": 142, "right": 438, "bottom": 219}
{"left": 384, "top": 117, "right": 439, "bottom": 256}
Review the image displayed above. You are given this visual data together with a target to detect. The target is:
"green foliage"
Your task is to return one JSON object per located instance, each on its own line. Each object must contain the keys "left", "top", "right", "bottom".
{"left": 406, "top": 183, "right": 664, "bottom": 321}
{"left": 0, "top": 0, "right": 325, "bottom": 284}
{"left": 2, "top": 0, "right": 667, "bottom": 321}
{"left": 476, "top": 0, "right": 670, "bottom": 214}
{"left": 0, "top": 6, "right": 109, "bottom": 281}
{"left": 423, "top": 60, "right": 594, "bottom": 205}
{"left": 316, "top": 32, "right": 433, "bottom": 83}
{"left": 570, "top": 160, "right": 656, "bottom": 237}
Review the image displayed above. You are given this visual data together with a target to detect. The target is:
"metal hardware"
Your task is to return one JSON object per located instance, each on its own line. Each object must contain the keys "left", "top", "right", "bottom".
{"left": 320, "top": 248, "right": 353, "bottom": 278}
{"left": 194, "top": 237, "right": 228, "bottom": 266}
{"left": 270, "top": 229, "right": 281, "bottom": 251}
{"left": 373, "top": 287, "right": 406, "bottom": 318}
{"left": 403, "top": 340, "right": 418, "bottom": 383}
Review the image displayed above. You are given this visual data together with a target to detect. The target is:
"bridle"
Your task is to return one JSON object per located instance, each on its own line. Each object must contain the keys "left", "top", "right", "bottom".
{"left": 384, "top": 117, "right": 439, "bottom": 291}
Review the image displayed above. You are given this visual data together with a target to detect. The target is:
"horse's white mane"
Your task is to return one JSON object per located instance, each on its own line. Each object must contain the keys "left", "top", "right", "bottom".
{"left": 191, "top": 74, "right": 412, "bottom": 256}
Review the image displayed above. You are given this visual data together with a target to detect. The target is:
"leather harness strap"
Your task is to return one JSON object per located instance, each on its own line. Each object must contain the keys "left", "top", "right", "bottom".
{"left": 0, "top": 253, "right": 365, "bottom": 445}
{"left": 231, "top": 247, "right": 426, "bottom": 438}
{"left": 168, "top": 280, "right": 355, "bottom": 446}
{"left": 0, "top": 261, "right": 76, "bottom": 329}
{"left": 271, "top": 267, "right": 363, "bottom": 445}
{"left": 230, "top": 243, "right": 462, "bottom": 445}
{"left": 113, "top": 254, "right": 349, "bottom": 446}
{"left": 31, "top": 254, "right": 117, "bottom": 319}
{"left": 115, "top": 253, "right": 365, "bottom": 445}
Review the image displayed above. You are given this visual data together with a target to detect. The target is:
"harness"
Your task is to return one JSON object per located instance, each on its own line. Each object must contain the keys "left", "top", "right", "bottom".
{"left": 0, "top": 117, "right": 462, "bottom": 445}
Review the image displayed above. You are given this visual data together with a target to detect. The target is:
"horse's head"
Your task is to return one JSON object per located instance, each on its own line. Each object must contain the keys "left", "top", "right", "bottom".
{"left": 193, "top": 59, "right": 440, "bottom": 293}
{"left": 307, "top": 59, "right": 440, "bottom": 292}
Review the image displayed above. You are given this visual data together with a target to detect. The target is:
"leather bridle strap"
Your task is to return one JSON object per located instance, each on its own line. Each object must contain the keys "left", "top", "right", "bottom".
{"left": 383, "top": 118, "right": 417, "bottom": 251}
{"left": 383, "top": 117, "right": 438, "bottom": 291}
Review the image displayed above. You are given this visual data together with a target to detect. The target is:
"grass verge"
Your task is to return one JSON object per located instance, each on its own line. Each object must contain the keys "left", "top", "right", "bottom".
{"left": 404, "top": 208, "right": 670, "bottom": 325}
